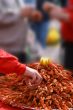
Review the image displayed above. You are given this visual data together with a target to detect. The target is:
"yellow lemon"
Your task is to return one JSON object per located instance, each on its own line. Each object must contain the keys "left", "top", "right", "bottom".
{"left": 46, "top": 28, "right": 60, "bottom": 45}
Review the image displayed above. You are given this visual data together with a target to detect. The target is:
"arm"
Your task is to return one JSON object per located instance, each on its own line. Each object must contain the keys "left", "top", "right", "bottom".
{"left": 0, "top": 49, "right": 42, "bottom": 87}
{"left": 0, "top": 49, "right": 26, "bottom": 75}
{"left": 43, "top": 2, "right": 69, "bottom": 21}
{"left": 49, "top": 8, "right": 69, "bottom": 21}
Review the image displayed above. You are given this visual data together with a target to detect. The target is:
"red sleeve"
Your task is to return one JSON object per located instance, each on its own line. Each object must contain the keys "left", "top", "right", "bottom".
{"left": 63, "top": 8, "right": 73, "bottom": 24}
{"left": 69, "top": 11, "right": 73, "bottom": 24}
{"left": 0, "top": 49, "right": 26, "bottom": 75}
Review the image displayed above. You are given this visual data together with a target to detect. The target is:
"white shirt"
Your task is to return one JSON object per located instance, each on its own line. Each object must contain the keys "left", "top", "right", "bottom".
{"left": 0, "top": 0, "right": 28, "bottom": 53}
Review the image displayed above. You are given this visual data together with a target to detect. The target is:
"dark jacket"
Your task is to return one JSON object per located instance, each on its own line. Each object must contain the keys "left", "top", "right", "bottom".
{"left": 61, "top": 0, "right": 67, "bottom": 7}
{"left": 36, "top": 0, "right": 52, "bottom": 21}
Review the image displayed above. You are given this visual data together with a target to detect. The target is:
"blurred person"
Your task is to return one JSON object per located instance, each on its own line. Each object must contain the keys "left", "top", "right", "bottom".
{"left": 30, "top": 0, "right": 52, "bottom": 48}
{"left": 43, "top": 0, "right": 73, "bottom": 71}
{"left": 0, "top": 49, "right": 42, "bottom": 87}
{"left": 30, "top": 0, "right": 66, "bottom": 48}
{"left": 0, "top": 0, "right": 34, "bottom": 63}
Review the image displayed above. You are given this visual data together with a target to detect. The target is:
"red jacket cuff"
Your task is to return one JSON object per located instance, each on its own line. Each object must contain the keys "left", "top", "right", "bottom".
{"left": 15, "top": 64, "right": 26, "bottom": 75}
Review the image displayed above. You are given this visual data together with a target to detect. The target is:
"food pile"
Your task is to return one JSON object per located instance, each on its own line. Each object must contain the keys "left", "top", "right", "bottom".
{"left": 0, "top": 58, "right": 73, "bottom": 110}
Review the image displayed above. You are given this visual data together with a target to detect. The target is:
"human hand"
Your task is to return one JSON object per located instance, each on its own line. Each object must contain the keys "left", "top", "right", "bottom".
{"left": 21, "top": 7, "right": 33, "bottom": 17}
{"left": 24, "top": 66, "right": 42, "bottom": 88}
{"left": 31, "top": 10, "right": 43, "bottom": 22}
{"left": 43, "top": 2, "right": 55, "bottom": 12}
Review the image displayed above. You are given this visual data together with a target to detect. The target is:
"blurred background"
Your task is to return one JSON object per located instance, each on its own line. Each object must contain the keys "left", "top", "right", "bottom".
{"left": 0, "top": 0, "right": 67, "bottom": 65}
{"left": 23, "top": 0, "right": 67, "bottom": 64}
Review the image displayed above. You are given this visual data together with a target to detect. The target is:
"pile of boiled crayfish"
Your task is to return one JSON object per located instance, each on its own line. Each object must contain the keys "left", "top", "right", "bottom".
{"left": 0, "top": 58, "right": 73, "bottom": 110}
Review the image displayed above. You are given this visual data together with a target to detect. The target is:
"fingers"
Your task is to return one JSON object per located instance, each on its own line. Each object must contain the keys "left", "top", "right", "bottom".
{"left": 31, "top": 71, "right": 42, "bottom": 86}
{"left": 30, "top": 71, "right": 37, "bottom": 84}
{"left": 25, "top": 80, "right": 32, "bottom": 87}
{"left": 35, "top": 72, "right": 42, "bottom": 85}
{"left": 25, "top": 72, "right": 42, "bottom": 88}
{"left": 31, "top": 10, "right": 42, "bottom": 22}
{"left": 24, "top": 67, "right": 42, "bottom": 88}
{"left": 21, "top": 8, "right": 33, "bottom": 17}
